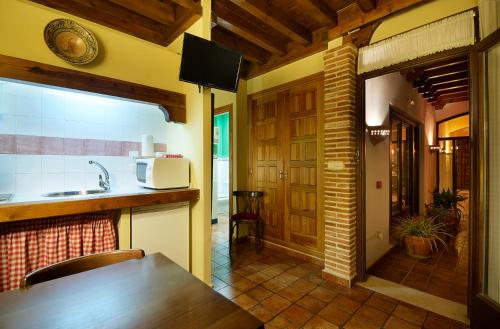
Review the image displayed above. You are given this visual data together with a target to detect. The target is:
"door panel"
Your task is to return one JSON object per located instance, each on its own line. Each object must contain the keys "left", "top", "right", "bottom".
{"left": 250, "top": 94, "right": 284, "bottom": 240}
{"left": 284, "top": 85, "right": 321, "bottom": 251}
{"left": 471, "top": 29, "right": 500, "bottom": 328}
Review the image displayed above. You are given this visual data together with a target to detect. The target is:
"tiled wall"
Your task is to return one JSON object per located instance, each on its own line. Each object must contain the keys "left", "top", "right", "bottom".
{"left": 0, "top": 79, "right": 168, "bottom": 195}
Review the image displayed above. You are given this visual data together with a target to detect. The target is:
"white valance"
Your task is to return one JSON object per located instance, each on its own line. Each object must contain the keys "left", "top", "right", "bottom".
{"left": 358, "top": 10, "right": 476, "bottom": 74}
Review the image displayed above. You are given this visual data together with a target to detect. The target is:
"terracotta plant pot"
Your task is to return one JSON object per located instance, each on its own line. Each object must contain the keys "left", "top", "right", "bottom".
{"left": 404, "top": 235, "right": 434, "bottom": 259}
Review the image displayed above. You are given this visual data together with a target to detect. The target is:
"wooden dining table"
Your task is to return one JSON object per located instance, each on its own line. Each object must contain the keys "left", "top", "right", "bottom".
{"left": 0, "top": 253, "right": 263, "bottom": 329}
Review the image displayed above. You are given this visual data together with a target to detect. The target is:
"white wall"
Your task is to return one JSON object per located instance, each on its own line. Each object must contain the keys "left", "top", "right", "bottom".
{"left": 365, "top": 72, "right": 437, "bottom": 268}
{"left": 0, "top": 79, "right": 168, "bottom": 195}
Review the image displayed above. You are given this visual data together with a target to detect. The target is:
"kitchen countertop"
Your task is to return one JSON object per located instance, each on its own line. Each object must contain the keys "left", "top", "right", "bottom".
{"left": 0, "top": 187, "right": 200, "bottom": 223}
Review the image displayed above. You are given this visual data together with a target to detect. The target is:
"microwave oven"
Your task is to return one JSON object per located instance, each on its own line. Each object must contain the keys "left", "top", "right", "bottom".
{"left": 136, "top": 158, "right": 190, "bottom": 189}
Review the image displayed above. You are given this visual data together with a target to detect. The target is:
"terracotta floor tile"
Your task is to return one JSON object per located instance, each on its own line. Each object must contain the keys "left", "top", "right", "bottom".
{"left": 290, "top": 278, "right": 318, "bottom": 294}
{"left": 309, "top": 286, "right": 338, "bottom": 303}
{"left": 339, "top": 286, "right": 374, "bottom": 303}
{"left": 302, "top": 315, "right": 340, "bottom": 329}
{"left": 275, "top": 272, "right": 300, "bottom": 285}
{"left": 296, "top": 295, "right": 327, "bottom": 314}
{"left": 260, "top": 294, "right": 292, "bottom": 315}
{"left": 285, "top": 266, "right": 310, "bottom": 278}
{"left": 384, "top": 316, "right": 421, "bottom": 329}
{"left": 246, "top": 286, "right": 273, "bottom": 302}
{"left": 231, "top": 293, "right": 257, "bottom": 310}
{"left": 344, "top": 315, "right": 380, "bottom": 329}
{"left": 212, "top": 276, "right": 227, "bottom": 290}
{"left": 247, "top": 304, "right": 275, "bottom": 323}
{"left": 281, "top": 304, "right": 313, "bottom": 326}
{"left": 231, "top": 278, "right": 258, "bottom": 292}
{"left": 330, "top": 294, "right": 362, "bottom": 314}
{"left": 261, "top": 265, "right": 285, "bottom": 278}
{"left": 393, "top": 303, "right": 428, "bottom": 326}
{"left": 246, "top": 271, "right": 272, "bottom": 284}
{"left": 364, "top": 293, "right": 398, "bottom": 314}
{"left": 317, "top": 302, "right": 352, "bottom": 327}
{"left": 262, "top": 277, "right": 289, "bottom": 293}
{"left": 352, "top": 304, "right": 389, "bottom": 327}
{"left": 217, "top": 285, "right": 242, "bottom": 299}
{"left": 210, "top": 222, "right": 469, "bottom": 329}
{"left": 217, "top": 272, "right": 244, "bottom": 285}
{"left": 266, "top": 314, "right": 300, "bottom": 329}
{"left": 278, "top": 286, "right": 307, "bottom": 302}
{"left": 423, "top": 312, "right": 469, "bottom": 329}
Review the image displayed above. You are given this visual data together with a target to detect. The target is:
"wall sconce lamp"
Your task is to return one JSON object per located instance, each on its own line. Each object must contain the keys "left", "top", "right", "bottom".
{"left": 429, "top": 145, "right": 441, "bottom": 153}
{"left": 367, "top": 125, "right": 390, "bottom": 145}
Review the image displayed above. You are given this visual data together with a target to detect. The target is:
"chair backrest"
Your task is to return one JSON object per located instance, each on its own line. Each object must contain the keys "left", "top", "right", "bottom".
{"left": 20, "top": 249, "right": 145, "bottom": 288}
{"left": 233, "top": 191, "right": 264, "bottom": 215}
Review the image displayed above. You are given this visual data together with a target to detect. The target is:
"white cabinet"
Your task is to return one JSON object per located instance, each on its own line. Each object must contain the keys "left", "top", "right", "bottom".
{"left": 131, "top": 202, "right": 190, "bottom": 271}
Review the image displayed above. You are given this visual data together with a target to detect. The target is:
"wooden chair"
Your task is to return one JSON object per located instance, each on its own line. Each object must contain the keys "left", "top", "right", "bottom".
{"left": 229, "top": 191, "right": 264, "bottom": 255}
{"left": 20, "top": 249, "right": 145, "bottom": 288}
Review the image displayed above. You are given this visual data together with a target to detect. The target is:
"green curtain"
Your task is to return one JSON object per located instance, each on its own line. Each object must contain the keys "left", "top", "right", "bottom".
{"left": 213, "top": 112, "right": 229, "bottom": 158}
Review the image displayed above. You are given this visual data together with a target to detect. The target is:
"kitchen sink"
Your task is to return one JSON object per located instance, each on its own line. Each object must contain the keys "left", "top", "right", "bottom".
{"left": 42, "top": 189, "right": 109, "bottom": 197}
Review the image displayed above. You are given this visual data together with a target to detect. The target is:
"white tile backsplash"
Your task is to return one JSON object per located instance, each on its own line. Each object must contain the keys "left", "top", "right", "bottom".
{"left": 41, "top": 155, "right": 65, "bottom": 173}
{"left": 16, "top": 155, "right": 42, "bottom": 174}
{"left": 0, "top": 113, "right": 16, "bottom": 134}
{"left": 0, "top": 174, "right": 15, "bottom": 194}
{"left": 16, "top": 116, "right": 42, "bottom": 135}
{"left": 0, "top": 79, "right": 168, "bottom": 195}
{"left": 16, "top": 174, "right": 42, "bottom": 194}
{"left": 42, "top": 118, "right": 65, "bottom": 137}
{"left": 42, "top": 174, "right": 65, "bottom": 193}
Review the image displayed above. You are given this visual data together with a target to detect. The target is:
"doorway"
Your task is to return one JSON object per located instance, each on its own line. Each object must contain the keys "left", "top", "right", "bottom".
{"left": 390, "top": 111, "right": 419, "bottom": 224}
{"left": 211, "top": 104, "right": 233, "bottom": 246}
{"left": 360, "top": 52, "right": 472, "bottom": 317}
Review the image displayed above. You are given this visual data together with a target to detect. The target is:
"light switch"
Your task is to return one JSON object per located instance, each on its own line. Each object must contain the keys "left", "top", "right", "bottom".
{"left": 327, "top": 161, "right": 344, "bottom": 170}
{"left": 376, "top": 181, "right": 382, "bottom": 189}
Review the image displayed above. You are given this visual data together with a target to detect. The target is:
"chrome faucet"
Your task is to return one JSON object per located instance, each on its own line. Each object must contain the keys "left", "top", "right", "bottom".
{"left": 89, "top": 160, "right": 110, "bottom": 191}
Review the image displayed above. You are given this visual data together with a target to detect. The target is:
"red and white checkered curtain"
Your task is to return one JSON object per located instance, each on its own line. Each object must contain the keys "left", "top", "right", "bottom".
{"left": 0, "top": 211, "right": 117, "bottom": 292}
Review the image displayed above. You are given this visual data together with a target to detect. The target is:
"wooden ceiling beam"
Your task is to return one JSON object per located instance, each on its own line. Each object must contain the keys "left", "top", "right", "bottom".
{"left": 356, "top": 0, "right": 376, "bottom": 13}
{"left": 216, "top": 17, "right": 286, "bottom": 55}
{"left": 30, "top": 0, "right": 169, "bottom": 45}
{"left": 435, "top": 91, "right": 469, "bottom": 101}
{"left": 228, "top": 0, "right": 312, "bottom": 45}
{"left": 428, "top": 87, "right": 469, "bottom": 102}
{"left": 413, "top": 64, "right": 469, "bottom": 88}
{"left": 168, "top": 0, "right": 199, "bottom": 8}
{"left": 328, "top": 0, "right": 425, "bottom": 40}
{"left": 423, "top": 81, "right": 469, "bottom": 99}
{"left": 432, "top": 96, "right": 469, "bottom": 109}
{"left": 108, "top": 0, "right": 175, "bottom": 25}
{"left": 300, "top": 0, "right": 338, "bottom": 26}
{"left": 417, "top": 72, "right": 469, "bottom": 92}
{"left": 214, "top": 2, "right": 287, "bottom": 55}
{"left": 163, "top": 2, "right": 202, "bottom": 45}
{"left": 212, "top": 27, "right": 271, "bottom": 64}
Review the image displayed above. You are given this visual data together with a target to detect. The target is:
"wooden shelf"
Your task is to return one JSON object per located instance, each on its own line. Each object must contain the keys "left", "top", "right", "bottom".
{"left": 0, "top": 188, "right": 199, "bottom": 223}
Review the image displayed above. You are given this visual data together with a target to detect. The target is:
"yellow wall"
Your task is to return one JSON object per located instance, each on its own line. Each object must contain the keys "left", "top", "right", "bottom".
{"left": 1, "top": 0, "right": 213, "bottom": 284}
{"left": 371, "top": 0, "right": 478, "bottom": 43}
{"left": 246, "top": 38, "right": 342, "bottom": 95}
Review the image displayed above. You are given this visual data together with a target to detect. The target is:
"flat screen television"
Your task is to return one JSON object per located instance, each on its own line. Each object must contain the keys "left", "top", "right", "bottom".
{"left": 179, "top": 33, "right": 243, "bottom": 92}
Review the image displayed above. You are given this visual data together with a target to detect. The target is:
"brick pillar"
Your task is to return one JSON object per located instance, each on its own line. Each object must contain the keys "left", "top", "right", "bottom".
{"left": 322, "top": 43, "right": 358, "bottom": 287}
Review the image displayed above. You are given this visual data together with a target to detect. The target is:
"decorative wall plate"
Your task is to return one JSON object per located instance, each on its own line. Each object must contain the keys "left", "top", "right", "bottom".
{"left": 44, "top": 19, "right": 98, "bottom": 65}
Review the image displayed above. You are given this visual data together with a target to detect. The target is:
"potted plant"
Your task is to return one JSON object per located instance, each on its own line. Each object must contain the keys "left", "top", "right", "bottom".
{"left": 428, "top": 189, "right": 467, "bottom": 235}
{"left": 393, "top": 215, "right": 449, "bottom": 259}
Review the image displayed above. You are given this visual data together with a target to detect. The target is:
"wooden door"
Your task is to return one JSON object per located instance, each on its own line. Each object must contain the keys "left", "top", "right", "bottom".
{"left": 284, "top": 80, "right": 323, "bottom": 253}
{"left": 470, "top": 28, "right": 500, "bottom": 328}
{"left": 250, "top": 94, "right": 284, "bottom": 240}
